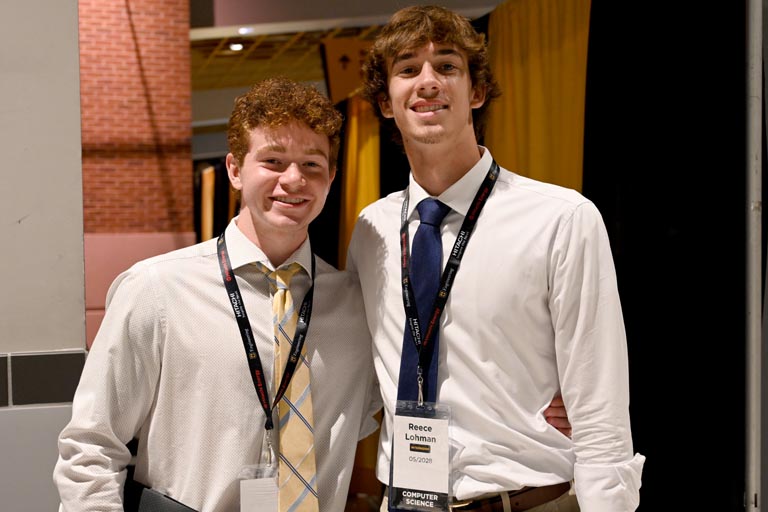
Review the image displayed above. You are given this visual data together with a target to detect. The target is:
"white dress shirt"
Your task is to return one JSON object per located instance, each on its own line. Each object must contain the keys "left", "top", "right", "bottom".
{"left": 346, "top": 148, "right": 645, "bottom": 511}
{"left": 54, "top": 219, "right": 379, "bottom": 512}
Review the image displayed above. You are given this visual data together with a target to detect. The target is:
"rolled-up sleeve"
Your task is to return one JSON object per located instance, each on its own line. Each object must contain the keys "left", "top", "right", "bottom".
{"left": 574, "top": 453, "right": 646, "bottom": 511}
{"left": 549, "top": 201, "right": 645, "bottom": 511}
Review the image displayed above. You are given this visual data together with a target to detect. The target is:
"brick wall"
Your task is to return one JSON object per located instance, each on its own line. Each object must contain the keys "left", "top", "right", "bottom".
{"left": 80, "top": 0, "right": 193, "bottom": 233}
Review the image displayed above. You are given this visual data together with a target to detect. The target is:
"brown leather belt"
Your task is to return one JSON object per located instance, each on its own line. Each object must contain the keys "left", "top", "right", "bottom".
{"left": 449, "top": 482, "right": 571, "bottom": 512}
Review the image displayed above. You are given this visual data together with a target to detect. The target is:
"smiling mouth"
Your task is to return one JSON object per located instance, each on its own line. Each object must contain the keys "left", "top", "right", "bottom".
{"left": 273, "top": 196, "right": 306, "bottom": 205}
{"left": 412, "top": 104, "right": 447, "bottom": 113}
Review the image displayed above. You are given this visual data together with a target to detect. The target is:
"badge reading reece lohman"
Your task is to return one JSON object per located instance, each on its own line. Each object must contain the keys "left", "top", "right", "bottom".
{"left": 390, "top": 404, "right": 451, "bottom": 511}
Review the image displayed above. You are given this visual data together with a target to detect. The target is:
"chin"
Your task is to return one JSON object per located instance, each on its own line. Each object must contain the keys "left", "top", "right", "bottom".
{"left": 263, "top": 214, "right": 304, "bottom": 229}
{"left": 404, "top": 127, "right": 447, "bottom": 145}
{"left": 410, "top": 133, "right": 445, "bottom": 145}
{"left": 275, "top": 218, "right": 308, "bottom": 230}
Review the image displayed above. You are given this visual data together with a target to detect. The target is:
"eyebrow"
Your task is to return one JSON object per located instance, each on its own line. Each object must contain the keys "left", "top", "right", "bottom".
{"left": 256, "top": 143, "right": 287, "bottom": 153}
{"left": 392, "top": 46, "right": 462, "bottom": 66}
{"left": 255, "top": 144, "right": 328, "bottom": 161}
{"left": 304, "top": 148, "right": 329, "bottom": 160}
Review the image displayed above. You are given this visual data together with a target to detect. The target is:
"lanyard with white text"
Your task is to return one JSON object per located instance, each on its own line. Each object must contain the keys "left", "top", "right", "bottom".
{"left": 217, "top": 232, "right": 315, "bottom": 431}
{"left": 399, "top": 160, "right": 499, "bottom": 403}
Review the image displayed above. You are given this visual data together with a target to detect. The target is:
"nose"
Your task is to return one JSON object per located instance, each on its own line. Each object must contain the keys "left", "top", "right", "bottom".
{"left": 280, "top": 162, "right": 306, "bottom": 190}
{"left": 416, "top": 63, "right": 439, "bottom": 95}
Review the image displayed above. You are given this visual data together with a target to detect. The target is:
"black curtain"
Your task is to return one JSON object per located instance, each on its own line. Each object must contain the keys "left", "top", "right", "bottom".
{"left": 308, "top": 99, "right": 345, "bottom": 267}
{"left": 582, "top": 1, "right": 748, "bottom": 509}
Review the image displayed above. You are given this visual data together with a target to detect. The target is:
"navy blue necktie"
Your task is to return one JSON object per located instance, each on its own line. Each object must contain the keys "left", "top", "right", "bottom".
{"left": 397, "top": 198, "right": 451, "bottom": 403}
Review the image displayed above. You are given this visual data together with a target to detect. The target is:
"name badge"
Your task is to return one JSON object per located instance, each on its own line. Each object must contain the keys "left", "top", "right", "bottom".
{"left": 238, "top": 434, "right": 278, "bottom": 512}
{"left": 240, "top": 477, "right": 277, "bottom": 512}
{"left": 390, "top": 401, "right": 451, "bottom": 511}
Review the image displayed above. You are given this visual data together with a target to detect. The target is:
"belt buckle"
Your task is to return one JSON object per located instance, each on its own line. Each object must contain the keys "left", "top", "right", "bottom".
{"left": 448, "top": 498, "right": 474, "bottom": 509}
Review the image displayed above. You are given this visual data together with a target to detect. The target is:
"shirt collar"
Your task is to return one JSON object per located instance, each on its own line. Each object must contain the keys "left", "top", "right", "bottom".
{"left": 223, "top": 217, "right": 313, "bottom": 276}
{"left": 406, "top": 146, "right": 494, "bottom": 219}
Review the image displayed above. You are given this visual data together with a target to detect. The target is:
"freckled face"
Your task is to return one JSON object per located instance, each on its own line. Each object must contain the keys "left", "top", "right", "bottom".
{"left": 379, "top": 42, "right": 485, "bottom": 146}
{"left": 226, "top": 122, "right": 334, "bottom": 240}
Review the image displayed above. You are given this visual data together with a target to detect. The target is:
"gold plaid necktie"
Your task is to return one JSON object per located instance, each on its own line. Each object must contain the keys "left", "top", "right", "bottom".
{"left": 258, "top": 262, "right": 320, "bottom": 512}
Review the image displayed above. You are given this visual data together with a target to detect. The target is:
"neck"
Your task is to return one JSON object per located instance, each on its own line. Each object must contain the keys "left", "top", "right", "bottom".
{"left": 403, "top": 136, "right": 482, "bottom": 196}
{"left": 235, "top": 209, "right": 306, "bottom": 267}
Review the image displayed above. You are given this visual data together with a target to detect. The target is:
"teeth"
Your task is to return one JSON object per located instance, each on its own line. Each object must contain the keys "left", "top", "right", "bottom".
{"left": 413, "top": 104, "right": 444, "bottom": 112}
{"left": 275, "top": 197, "right": 305, "bottom": 204}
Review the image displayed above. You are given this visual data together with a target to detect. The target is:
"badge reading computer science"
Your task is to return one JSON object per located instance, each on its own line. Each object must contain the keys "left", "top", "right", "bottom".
{"left": 390, "top": 402, "right": 450, "bottom": 511}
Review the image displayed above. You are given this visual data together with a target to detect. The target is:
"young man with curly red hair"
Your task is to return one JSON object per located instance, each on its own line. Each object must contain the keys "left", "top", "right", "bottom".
{"left": 54, "top": 77, "right": 379, "bottom": 512}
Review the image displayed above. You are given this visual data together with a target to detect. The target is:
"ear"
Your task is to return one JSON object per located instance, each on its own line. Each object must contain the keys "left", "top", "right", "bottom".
{"left": 328, "top": 165, "right": 337, "bottom": 191}
{"left": 225, "top": 153, "right": 243, "bottom": 190}
{"left": 378, "top": 94, "right": 394, "bottom": 119}
{"left": 470, "top": 84, "right": 487, "bottom": 110}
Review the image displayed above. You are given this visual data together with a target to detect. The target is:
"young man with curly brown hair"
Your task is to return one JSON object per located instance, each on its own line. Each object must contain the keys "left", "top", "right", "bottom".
{"left": 347, "top": 6, "right": 645, "bottom": 512}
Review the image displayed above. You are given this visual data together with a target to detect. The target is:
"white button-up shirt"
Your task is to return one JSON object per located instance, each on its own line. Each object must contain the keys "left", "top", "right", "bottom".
{"left": 55, "top": 219, "right": 379, "bottom": 512}
{"left": 347, "top": 147, "right": 644, "bottom": 511}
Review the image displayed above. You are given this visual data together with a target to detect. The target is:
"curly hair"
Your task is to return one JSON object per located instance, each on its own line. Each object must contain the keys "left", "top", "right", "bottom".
{"left": 362, "top": 5, "right": 501, "bottom": 145}
{"left": 227, "top": 77, "right": 343, "bottom": 168}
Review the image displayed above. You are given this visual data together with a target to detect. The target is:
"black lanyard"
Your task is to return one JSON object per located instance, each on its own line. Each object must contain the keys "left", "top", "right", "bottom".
{"left": 217, "top": 231, "right": 315, "bottom": 431}
{"left": 399, "top": 160, "right": 499, "bottom": 396}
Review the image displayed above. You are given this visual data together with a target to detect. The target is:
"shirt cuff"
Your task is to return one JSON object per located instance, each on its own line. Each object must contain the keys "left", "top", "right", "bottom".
{"left": 573, "top": 453, "right": 646, "bottom": 512}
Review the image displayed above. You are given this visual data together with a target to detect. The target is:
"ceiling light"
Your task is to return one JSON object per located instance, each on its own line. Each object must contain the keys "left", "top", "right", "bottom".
{"left": 229, "top": 43, "right": 244, "bottom": 51}
{"left": 238, "top": 27, "right": 255, "bottom": 35}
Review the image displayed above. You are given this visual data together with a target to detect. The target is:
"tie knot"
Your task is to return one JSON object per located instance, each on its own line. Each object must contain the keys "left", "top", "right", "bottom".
{"left": 417, "top": 198, "right": 451, "bottom": 227}
{"left": 256, "top": 262, "right": 303, "bottom": 291}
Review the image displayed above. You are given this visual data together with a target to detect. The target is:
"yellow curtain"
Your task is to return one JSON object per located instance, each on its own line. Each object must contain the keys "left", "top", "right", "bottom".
{"left": 339, "top": 93, "right": 383, "bottom": 503}
{"left": 338, "top": 94, "right": 380, "bottom": 268}
{"left": 486, "top": 0, "right": 591, "bottom": 191}
{"left": 199, "top": 165, "right": 215, "bottom": 241}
